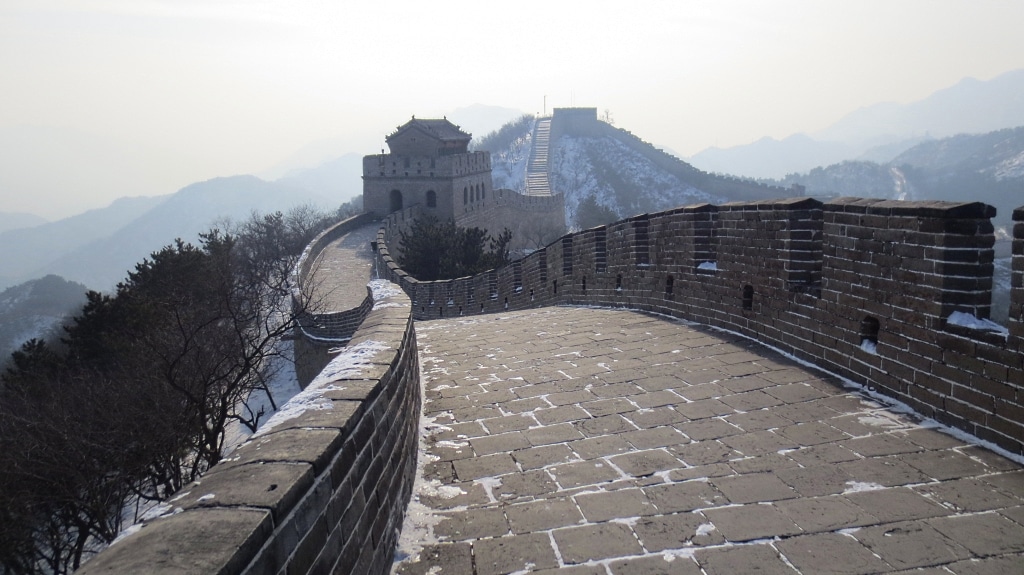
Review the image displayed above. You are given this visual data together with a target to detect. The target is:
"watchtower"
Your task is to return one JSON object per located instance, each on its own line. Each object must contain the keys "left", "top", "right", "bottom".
{"left": 363, "top": 117, "right": 493, "bottom": 219}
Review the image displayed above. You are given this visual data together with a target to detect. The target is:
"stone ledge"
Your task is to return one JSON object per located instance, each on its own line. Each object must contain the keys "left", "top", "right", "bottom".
{"left": 79, "top": 508, "right": 272, "bottom": 575}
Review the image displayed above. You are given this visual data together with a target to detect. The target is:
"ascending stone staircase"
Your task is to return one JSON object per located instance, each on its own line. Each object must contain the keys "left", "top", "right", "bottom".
{"left": 526, "top": 117, "right": 551, "bottom": 196}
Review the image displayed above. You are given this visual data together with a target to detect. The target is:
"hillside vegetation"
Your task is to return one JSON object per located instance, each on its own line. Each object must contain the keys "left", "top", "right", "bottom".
{"left": 0, "top": 208, "right": 337, "bottom": 574}
{"left": 0, "top": 275, "right": 88, "bottom": 359}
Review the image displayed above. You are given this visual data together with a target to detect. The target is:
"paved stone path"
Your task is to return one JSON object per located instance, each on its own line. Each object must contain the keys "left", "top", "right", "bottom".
{"left": 307, "top": 224, "right": 378, "bottom": 311}
{"left": 526, "top": 117, "right": 551, "bottom": 196}
{"left": 393, "top": 306, "right": 1024, "bottom": 575}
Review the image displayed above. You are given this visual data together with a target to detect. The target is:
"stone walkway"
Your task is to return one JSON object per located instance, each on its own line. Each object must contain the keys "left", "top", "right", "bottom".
{"left": 393, "top": 306, "right": 1024, "bottom": 575}
{"left": 307, "top": 223, "right": 378, "bottom": 311}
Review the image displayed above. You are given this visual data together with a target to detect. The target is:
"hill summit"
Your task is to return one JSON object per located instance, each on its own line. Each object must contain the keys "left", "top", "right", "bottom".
{"left": 477, "top": 108, "right": 800, "bottom": 229}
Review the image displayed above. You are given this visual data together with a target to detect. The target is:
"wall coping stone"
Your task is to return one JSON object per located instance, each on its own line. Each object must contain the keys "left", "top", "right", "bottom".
{"left": 825, "top": 197, "right": 997, "bottom": 218}
{"left": 719, "top": 197, "right": 823, "bottom": 211}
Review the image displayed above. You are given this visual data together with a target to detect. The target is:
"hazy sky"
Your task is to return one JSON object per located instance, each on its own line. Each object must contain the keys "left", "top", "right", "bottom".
{"left": 2, "top": 0, "right": 1023, "bottom": 219}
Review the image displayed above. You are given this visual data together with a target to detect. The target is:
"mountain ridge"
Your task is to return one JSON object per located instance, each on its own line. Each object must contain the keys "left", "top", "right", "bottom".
{"left": 688, "top": 69, "right": 1024, "bottom": 179}
{"left": 0, "top": 175, "right": 335, "bottom": 292}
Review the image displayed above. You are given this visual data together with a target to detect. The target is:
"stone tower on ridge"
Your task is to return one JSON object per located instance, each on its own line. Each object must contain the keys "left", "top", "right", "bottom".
{"left": 362, "top": 117, "right": 493, "bottom": 220}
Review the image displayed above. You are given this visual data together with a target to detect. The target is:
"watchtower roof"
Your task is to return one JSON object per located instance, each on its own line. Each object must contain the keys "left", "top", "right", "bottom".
{"left": 387, "top": 117, "right": 471, "bottom": 144}
{"left": 386, "top": 117, "right": 472, "bottom": 156}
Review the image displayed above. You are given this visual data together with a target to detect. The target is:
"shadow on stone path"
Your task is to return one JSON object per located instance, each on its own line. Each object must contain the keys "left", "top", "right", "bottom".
{"left": 393, "top": 306, "right": 1024, "bottom": 575}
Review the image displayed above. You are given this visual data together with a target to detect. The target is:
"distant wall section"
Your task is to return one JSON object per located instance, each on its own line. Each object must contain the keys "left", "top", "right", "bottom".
{"left": 456, "top": 188, "right": 566, "bottom": 252}
{"left": 549, "top": 107, "right": 800, "bottom": 202}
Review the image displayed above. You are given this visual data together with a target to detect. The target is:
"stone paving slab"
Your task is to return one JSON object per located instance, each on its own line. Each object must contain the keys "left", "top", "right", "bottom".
{"left": 393, "top": 307, "right": 1024, "bottom": 575}
{"left": 307, "top": 223, "right": 377, "bottom": 312}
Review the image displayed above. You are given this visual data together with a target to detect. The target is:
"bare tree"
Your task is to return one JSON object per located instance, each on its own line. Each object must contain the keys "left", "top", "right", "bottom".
{"left": 0, "top": 205, "right": 336, "bottom": 573}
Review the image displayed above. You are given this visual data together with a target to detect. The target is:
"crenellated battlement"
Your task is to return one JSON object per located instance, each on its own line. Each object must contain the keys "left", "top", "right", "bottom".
{"left": 375, "top": 196, "right": 1024, "bottom": 455}
{"left": 86, "top": 195, "right": 1023, "bottom": 574}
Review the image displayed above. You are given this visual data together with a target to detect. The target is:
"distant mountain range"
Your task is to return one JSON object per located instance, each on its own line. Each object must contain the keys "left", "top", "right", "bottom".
{"left": 0, "top": 175, "right": 335, "bottom": 292}
{"left": 689, "top": 69, "right": 1024, "bottom": 179}
{"left": 0, "top": 212, "right": 48, "bottom": 233}
{"left": 3, "top": 83, "right": 1020, "bottom": 316}
{"left": 770, "top": 126, "right": 1024, "bottom": 226}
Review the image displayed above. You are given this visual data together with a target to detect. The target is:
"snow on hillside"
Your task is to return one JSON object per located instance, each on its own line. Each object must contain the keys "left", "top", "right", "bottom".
{"left": 994, "top": 149, "right": 1024, "bottom": 180}
{"left": 490, "top": 130, "right": 531, "bottom": 193}
{"left": 551, "top": 136, "right": 721, "bottom": 228}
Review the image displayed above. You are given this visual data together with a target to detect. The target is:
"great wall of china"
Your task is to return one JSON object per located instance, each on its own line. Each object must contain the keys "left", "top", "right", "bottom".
{"left": 82, "top": 195, "right": 1024, "bottom": 574}
{"left": 373, "top": 197, "right": 1023, "bottom": 454}
{"left": 79, "top": 114, "right": 1024, "bottom": 574}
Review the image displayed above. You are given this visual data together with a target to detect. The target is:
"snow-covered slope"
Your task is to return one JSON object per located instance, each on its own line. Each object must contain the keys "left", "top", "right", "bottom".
{"left": 479, "top": 115, "right": 766, "bottom": 230}
{"left": 550, "top": 136, "right": 720, "bottom": 228}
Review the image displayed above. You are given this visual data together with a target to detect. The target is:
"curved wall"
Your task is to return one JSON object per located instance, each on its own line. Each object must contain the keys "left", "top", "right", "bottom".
{"left": 376, "top": 197, "right": 1024, "bottom": 455}
{"left": 292, "top": 212, "right": 378, "bottom": 386}
{"left": 81, "top": 229, "right": 421, "bottom": 574}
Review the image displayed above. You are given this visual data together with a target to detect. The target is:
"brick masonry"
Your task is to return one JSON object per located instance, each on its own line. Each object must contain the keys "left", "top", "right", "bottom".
{"left": 376, "top": 197, "right": 1024, "bottom": 455}
{"left": 79, "top": 285, "right": 421, "bottom": 575}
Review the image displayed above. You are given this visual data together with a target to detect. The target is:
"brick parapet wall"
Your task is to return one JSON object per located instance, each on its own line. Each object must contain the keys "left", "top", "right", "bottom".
{"left": 718, "top": 197, "right": 824, "bottom": 294}
{"left": 454, "top": 188, "right": 566, "bottom": 254}
{"left": 376, "top": 196, "right": 1024, "bottom": 454}
{"left": 296, "top": 286, "right": 374, "bottom": 342}
{"left": 292, "top": 211, "right": 378, "bottom": 346}
{"left": 1010, "top": 207, "right": 1024, "bottom": 351}
{"left": 79, "top": 287, "right": 420, "bottom": 575}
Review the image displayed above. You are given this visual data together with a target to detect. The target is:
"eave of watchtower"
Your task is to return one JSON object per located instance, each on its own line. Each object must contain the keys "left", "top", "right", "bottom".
{"left": 386, "top": 117, "right": 471, "bottom": 157}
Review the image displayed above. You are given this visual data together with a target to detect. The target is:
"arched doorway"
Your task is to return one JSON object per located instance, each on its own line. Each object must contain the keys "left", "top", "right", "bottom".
{"left": 389, "top": 189, "right": 403, "bottom": 213}
{"left": 426, "top": 190, "right": 437, "bottom": 208}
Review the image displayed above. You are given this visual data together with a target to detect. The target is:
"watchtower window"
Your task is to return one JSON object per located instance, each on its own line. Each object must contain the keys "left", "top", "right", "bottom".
{"left": 464, "top": 187, "right": 468, "bottom": 205}
{"left": 426, "top": 190, "right": 437, "bottom": 208}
